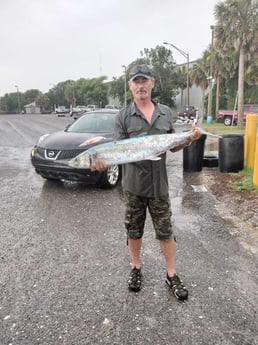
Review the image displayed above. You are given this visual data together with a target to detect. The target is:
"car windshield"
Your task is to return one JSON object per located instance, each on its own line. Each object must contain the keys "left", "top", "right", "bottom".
{"left": 67, "top": 112, "right": 117, "bottom": 133}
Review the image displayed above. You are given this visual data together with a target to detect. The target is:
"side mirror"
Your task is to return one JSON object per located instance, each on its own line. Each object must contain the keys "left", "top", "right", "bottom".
{"left": 64, "top": 124, "right": 71, "bottom": 131}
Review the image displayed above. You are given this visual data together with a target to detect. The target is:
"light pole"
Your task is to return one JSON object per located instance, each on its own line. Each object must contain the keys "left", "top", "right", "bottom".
{"left": 14, "top": 85, "right": 21, "bottom": 113}
{"left": 163, "top": 42, "right": 189, "bottom": 107}
{"left": 122, "top": 65, "right": 127, "bottom": 107}
{"left": 207, "top": 25, "right": 215, "bottom": 123}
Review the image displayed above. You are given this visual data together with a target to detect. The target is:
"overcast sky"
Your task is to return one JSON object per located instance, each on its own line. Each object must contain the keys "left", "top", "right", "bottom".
{"left": 0, "top": 0, "right": 219, "bottom": 97}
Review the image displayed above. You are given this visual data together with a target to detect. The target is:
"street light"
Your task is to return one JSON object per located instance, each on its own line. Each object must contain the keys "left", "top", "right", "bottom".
{"left": 122, "top": 65, "right": 127, "bottom": 107}
{"left": 163, "top": 42, "right": 189, "bottom": 107}
{"left": 14, "top": 85, "right": 21, "bottom": 113}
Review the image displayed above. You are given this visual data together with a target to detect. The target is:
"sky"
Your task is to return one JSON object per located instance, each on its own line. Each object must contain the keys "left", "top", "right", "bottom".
{"left": 0, "top": 0, "right": 220, "bottom": 97}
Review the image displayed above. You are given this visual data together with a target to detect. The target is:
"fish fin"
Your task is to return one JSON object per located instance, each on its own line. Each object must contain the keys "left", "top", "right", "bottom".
{"left": 79, "top": 136, "right": 106, "bottom": 146}
{"left": 200, "top": 129, "right": 222, "bottom": 138}
{"left": 147, "top": 156, "right": 162, "bottom": 161}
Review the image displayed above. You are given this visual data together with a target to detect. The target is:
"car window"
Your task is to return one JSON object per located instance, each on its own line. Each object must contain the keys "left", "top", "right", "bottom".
{"left": 244, "top": 105, "right": 258, "bottom": 113}
{"left": 67, "top": 112, "right": 116, "bottom": 133}
{"left": 251, "top": 106, "right": 258, "bottom": 112}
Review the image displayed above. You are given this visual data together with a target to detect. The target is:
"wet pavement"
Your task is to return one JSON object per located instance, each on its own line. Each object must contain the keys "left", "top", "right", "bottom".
{"left": 0, "top": 115, "right": 257, "bottom": 345}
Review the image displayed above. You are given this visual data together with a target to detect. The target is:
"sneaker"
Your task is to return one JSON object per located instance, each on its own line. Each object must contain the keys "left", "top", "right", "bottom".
{"left": 128, "top": 267, "right": 142, "bottom": 292}
{"left": 166, "top": 274, "right": 188, "bottom": 300}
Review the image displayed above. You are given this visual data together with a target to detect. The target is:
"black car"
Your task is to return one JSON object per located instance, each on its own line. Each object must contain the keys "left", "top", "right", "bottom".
{"left": 177, "top": 106, "right": 197, "bottom": 119}
{"left": 31, "top": 110, "right": 121, "bottom": 188}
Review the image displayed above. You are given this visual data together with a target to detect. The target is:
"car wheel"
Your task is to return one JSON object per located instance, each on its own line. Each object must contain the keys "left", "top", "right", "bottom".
{"left": 224, "top": 116, "right": 233, "bottom": 126}
{"left": 98, "top": 164, "right": 120, "bottom": 189}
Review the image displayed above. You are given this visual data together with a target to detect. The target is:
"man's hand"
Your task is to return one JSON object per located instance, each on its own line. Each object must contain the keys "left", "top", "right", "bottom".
{"left": 188, "top": 123, "right": 202, "bottom": 142}
{"left": 90, "top": 160, "right": 108, "bottom": 171}
{"left": 170, "top": 123, "right": 203, "bottom": 153}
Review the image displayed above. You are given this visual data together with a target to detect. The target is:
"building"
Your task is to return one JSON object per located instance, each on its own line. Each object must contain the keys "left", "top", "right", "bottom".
{"left": 24, "top": 102, "right": 41, "bottom": 114}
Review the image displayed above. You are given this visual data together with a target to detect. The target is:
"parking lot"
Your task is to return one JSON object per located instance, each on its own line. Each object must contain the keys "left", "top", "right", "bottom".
{"left": 0, "top": 114, "right": 257, "bottom": 345}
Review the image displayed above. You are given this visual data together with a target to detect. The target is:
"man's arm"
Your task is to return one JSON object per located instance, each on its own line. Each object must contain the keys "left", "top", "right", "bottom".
{"left": 170, "top": 123, "right": 202, "bottom": 153}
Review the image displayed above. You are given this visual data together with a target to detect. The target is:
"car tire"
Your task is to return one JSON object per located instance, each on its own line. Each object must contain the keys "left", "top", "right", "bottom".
{"left": 224, "top": 116, "right": 233, "bottom": 126}
{"left": 98, "top": 164, "right": 120, "bottom": 189}
{"left": 203, "top": 155, "right": 218, "bottom": 168}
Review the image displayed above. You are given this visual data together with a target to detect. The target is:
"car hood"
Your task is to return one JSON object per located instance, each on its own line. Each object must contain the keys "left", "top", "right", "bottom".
{"left": 39, "top": 131, "right": 113, "bottom": 150}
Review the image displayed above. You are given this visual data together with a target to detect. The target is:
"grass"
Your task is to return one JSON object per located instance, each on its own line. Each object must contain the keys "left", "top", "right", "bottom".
{"left": 228, "top": 169, "right": 258, "bottom": 193}
{"left": 202, "top": 121, "right": 245, "bottom": 135}
{"left": 202, "top": 121, "right": 258, "bottom": 194}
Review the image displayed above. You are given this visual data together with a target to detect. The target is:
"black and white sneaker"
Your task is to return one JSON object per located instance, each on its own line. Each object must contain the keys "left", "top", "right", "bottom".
{"left": 166, "top": 274, "right": 188, "bottom": 300}
{"left": 128, "top": 267, "right": 142, "bottom": 292}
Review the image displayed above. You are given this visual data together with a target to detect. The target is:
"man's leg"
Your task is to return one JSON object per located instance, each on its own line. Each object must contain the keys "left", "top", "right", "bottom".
{"left": 127, "top": 238, "right": 142, "bottom": 292}
{"left": 124, "top": 191, "right": 146, "bottom": 292}
{"left": 149, "top": 196, "right": 188, "bottom": 300}
{"left": 128, "top": 238, "right": 142, "bottom": 269}
{"left": 160, "top": 239, "right": 188, "bottom": 300}
{"left": 159, "top": 238, "right": 176, "bottom": 277}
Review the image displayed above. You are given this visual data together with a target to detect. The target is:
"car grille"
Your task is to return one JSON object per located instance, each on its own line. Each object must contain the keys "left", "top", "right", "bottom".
{"left": 37, "top": 147, "right": 84, "bottom": 160}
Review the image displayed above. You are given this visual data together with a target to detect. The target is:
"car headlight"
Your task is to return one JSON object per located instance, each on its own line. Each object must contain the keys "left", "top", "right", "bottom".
{"left": 38, "top": 134, "right": 50, "bottom": 145}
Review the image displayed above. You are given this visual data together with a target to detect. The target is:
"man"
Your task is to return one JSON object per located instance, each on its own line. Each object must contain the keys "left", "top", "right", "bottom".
{"left": 93, "top": 64, "right": 201, "bottom": 300}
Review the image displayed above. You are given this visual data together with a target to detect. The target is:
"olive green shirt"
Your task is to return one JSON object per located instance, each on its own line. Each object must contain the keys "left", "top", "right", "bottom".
{"left": 114, "top": 102, "right": 175, "bottom": 197}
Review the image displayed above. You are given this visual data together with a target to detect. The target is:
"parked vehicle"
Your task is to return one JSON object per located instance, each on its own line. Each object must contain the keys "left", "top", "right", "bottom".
{"left": 85, "top": 104, "right": 99, "bottom": 111}
{"left": 177, "top": 106, "right": 197, "bottom": 119}
{"left": 31, "top": 109, "right": 120, "bottom": 188}
{"left": 69, "top": 105, "right": 87, "bottom": 117}
{"left": 217, "top": 104, "right": 258, "bottom": 126}
{"left": 54, "top": 106, "right": 70, "bottom": 116}
{"left": 105, "top": 105, "right": 118, "bottom": 109}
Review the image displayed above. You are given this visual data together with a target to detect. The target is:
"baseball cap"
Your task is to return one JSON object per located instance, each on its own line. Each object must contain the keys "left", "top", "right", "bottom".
{"left": 129, "top": 64, "right": 153, "bottom": 81}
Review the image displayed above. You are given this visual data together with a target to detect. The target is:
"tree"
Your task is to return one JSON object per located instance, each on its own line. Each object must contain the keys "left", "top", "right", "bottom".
{"left": 74, "top": 77, "right": 108, "bottom": 107}
{"left": 35, "top": 94, "right": 50, "bottom": 112}
{"left": 176, "top": 65, "right": 189, "bottom": 107}
{"left": 110, "top": 46, "right": 178, "bottom": 108}
{"left": 140, "top": 46, "right": 178, "bottom": 107}
{"left": 23, "top": 89, "right": 42, "bottom": 107}
{"left": 64, "top": 82, "right": 76, "bottom": 107}
{"left": 214, "top": 0, "right": 258, "bottom": 127}
{"left": 109, "top": 76, "right": 125, "bottom": 105}
{"left": 47, "top": 80, "right": 73, "bottom": 109}
{"left": 190, "top": 59, "right": 209, "bottom": 122}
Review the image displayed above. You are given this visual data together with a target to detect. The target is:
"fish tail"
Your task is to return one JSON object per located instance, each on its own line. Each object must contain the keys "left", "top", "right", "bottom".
{"left": 199, "top": 129, "right": 223, "bottom": 138}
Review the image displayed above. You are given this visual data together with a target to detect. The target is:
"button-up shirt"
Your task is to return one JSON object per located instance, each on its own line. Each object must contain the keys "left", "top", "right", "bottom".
{"left": 114, "top": 102, "right": 175, "bottom": 197}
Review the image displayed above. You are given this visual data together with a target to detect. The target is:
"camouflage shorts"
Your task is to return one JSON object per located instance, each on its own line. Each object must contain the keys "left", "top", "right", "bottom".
{"left": 123, "top": 190, "right": 173, "bottom": 241}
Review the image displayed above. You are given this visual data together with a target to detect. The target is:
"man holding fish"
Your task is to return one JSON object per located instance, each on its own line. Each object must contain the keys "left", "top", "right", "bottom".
{"left": 91, "top": 64, "right": 202, "bottom": 300}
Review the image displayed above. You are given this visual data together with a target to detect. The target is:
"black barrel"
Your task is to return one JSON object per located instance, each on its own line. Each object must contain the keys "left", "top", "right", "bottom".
{"left": 219, "top": 134, "right": 244, "bottom": 172}
{"left": 183, "top": 134, "right": 207, "bottom": 172}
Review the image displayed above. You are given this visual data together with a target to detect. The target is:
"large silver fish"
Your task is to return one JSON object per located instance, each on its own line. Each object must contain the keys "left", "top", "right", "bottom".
{"left": 68, "top": 130, "right": 204, "bottom": 169}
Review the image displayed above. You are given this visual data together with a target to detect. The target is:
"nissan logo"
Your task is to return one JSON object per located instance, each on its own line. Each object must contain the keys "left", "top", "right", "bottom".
{"left": 48, "top": 151, "right": 56, "bottom": 158}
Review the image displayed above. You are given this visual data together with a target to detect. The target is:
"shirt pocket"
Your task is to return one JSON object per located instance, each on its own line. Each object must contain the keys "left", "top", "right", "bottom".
{"left": 153, "top": 123, "right": 172, "bottom": 134}
{"left": 127, "top": 126, "right": 143, "bottom": 137}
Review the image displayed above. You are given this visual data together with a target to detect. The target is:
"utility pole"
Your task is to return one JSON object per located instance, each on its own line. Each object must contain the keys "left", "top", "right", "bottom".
{"left": 207, "top": 25, "right": 215, "bottom": 122}
{"left": 15, "top": 85, "right": 21, "bottom": 113}
{"left": 163, "top": 42, "right": 189, "bottom": 107}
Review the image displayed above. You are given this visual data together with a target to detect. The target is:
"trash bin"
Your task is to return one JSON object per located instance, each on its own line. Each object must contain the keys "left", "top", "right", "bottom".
{"left": 183, "top": 134, "right": 207, "bottom": 172}
{"left": 219, "top": 134, "right": 244, "bottom": 172}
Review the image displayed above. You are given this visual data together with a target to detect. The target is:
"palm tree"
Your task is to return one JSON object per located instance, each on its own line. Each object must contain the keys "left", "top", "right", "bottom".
{"left": 212, "top": 48, "right": 237, "bottom": 115}
{"left": 214, "top": 0, "right": 258, "bottom": 127}
{"left": 190, "top": 60, "right": 209, "bottom": 123}
{"left": 176, "top": 65, "right": 188, "bottom": 107}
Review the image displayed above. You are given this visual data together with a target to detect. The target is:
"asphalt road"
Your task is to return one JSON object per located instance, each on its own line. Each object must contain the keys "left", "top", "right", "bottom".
{"left": 0, "top": 114, "right": 257, "bottom": 345}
